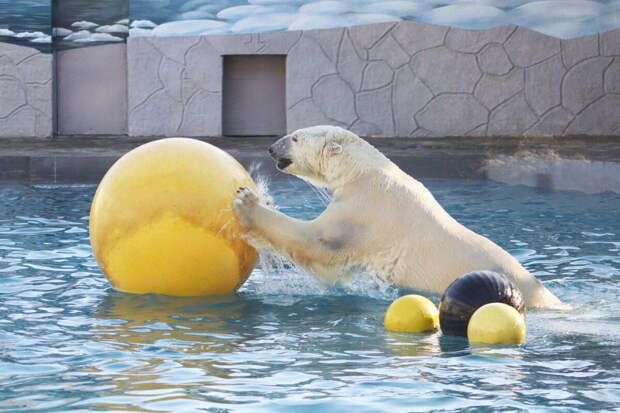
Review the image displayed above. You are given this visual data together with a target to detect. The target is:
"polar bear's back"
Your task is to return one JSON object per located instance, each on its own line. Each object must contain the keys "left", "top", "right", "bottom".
{"left": 352, "top": 163, "right": 561, "bottom": 307}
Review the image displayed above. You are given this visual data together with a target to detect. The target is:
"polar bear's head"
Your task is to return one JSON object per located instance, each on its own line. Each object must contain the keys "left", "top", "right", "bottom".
{"left": 268, "top": 125, "right": 389, "bottom": 188}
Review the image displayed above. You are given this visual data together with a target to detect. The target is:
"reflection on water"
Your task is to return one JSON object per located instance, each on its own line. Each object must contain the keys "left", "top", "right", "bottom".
{"left": 0, "top": 181, "right": 618, "bottom": 411}
{"left": 94, "top": 293, "right": 250, "bottom": 352}
{"left": 89, "top": 292, "right": 261, "bottom": 409}
{"left": 385, "top": 331, "right": 442, "bottom": 358}
{"left": 89, "top": 290, "right": 395, "bottom": 410}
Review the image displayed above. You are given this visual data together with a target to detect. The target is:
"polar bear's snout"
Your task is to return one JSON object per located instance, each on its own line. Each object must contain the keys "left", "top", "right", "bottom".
{"left": 269, "top": 136, "right": 293, "bottom": 170}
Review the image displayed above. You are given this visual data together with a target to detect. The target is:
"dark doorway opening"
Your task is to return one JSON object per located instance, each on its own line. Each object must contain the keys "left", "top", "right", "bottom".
{"left": 223, "top": 55, "right": 286, "bottom": 137}
{"left": 55, "top": 44, "right": 127, "bottom": 135}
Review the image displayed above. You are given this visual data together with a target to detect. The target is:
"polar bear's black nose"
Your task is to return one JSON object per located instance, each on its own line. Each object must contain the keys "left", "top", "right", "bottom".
{"left": 269, "top": 137, "right": 289, "bottom": 160}
{"left": 268, "top": 142, "right": 281, "bottom": 159}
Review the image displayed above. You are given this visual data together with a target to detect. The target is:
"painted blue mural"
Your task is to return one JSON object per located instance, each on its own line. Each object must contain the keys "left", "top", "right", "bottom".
{"left": 130, "top": 0, "right": 620, "bottom": 39}
{"left": 52, "top": 0, "right": 128, "bottom": 49}
{"left": 0, "top": 0, "right": 128, "bottom": 50}
{"left": 1, "top": 0, "right": 619, "bottom": 51}
{"left": 0, "top": 0, "right": 51, "bottom": 50}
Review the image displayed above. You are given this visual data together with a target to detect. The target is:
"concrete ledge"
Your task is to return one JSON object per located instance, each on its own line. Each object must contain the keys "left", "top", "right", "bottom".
{"left": 1, "top": 136, "right": 619, "bottom": 194}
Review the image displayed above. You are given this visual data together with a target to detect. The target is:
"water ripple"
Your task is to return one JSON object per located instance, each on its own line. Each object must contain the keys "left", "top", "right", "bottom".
{"left": 0, "top": 182, "right": 618, "bottom": 411}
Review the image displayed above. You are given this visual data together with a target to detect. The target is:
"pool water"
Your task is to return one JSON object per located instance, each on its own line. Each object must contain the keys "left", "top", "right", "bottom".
{"left": 0, "top": 179, "right": 618, "bottom": 412}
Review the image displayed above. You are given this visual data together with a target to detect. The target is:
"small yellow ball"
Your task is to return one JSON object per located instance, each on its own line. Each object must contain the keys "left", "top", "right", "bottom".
{"left": 385, "top": 295, "right": 439, "bottom": 333}
{"left": 467, "top": 303, "right": 526, "bottom": 345}
{"left": 90, "top": 138, "right": 258, "bottom": 296}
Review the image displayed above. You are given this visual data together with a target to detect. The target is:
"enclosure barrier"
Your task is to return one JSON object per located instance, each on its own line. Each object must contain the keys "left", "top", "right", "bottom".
{"left": 1, "top": 22, "right": 619, "bottom": 138}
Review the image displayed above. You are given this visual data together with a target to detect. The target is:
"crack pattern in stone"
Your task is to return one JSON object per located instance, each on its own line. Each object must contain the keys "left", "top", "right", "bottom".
{"left": 125, "top": 21, "right": 620, "bottom": 137}
{"left": 0, "top": 43, "right": 52, "bottom": 138}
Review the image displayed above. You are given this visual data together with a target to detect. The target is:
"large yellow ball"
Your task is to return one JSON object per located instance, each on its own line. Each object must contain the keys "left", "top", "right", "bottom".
{"left": 89, "top": 138, "right": 258, "bottom": 296}
{"left": 467, "top": 303, "right": 526, "bottom": 345}
{"left": 385, "top": 295, "right": 439, "bottom": 333}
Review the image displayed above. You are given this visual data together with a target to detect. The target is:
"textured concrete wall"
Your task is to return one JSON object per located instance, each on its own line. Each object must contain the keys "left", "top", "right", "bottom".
{"left": 0, "top": 43, "right": 53, "bottom": 138}
{"left": 127, "top": 36, "right": 223, "bottom": 137}
{"left": 128, "top": 21, "right": 620, "bottom": 137}
{"left": 2, "top": 20, "right": 619, "bottom": 138}
{"left": 288, "top": 23, "right": 620, "bottom": 137}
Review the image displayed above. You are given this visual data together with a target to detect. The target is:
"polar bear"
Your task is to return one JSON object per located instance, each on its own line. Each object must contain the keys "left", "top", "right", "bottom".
{"left": 233, "top": 125, "right": 561, "bottom": 308}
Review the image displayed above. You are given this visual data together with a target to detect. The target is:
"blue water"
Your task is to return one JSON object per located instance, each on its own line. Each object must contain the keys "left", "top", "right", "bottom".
{"left": 0, "top": 179, "right": 618, "bottom": 412}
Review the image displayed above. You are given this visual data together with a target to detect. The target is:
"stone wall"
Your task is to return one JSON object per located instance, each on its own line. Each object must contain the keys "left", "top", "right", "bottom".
{"left": 1, "top": 21, "right": 619, "bottom": 138}
{"left": 128, "top": 21, "right": 620, "bottom": 137}
{"left": 127, "top": 36, "right": 223, "bottom": 136}
{"left": 0, "top": 43, "right": 53, "bottom": 138}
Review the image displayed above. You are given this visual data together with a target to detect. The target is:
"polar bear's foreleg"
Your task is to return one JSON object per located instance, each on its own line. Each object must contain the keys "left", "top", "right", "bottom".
{"left": 233, "top": 187, "right": 342, "bottom": 268}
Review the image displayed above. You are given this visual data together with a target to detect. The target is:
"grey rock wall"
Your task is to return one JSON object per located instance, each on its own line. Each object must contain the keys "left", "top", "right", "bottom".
{"left": 128, "top": 36, "right": 223, "bottom": 137}
{"left": 0, "top": 43, "right": 53, "bottom": 138}
{"left": 285, "top": 22, "right": 620, "bottom": 137}
{"left": 128, "top": 21, "right": 620, "bottom": 137}
{"left": 3, "top": 20, "right": 618, "bottom": 138}
{"left": 127, "top": 32, "right": 303, "bottom": 137}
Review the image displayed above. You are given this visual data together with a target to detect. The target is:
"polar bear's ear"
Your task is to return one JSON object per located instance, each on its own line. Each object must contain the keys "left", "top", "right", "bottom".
{"left": 327, "top": 141, "right": 342, "bottom": 155}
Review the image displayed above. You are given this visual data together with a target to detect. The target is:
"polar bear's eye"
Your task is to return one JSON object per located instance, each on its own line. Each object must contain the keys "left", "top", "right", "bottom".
{"left": 292, "top": 136, "right": 298, "bottom": 142}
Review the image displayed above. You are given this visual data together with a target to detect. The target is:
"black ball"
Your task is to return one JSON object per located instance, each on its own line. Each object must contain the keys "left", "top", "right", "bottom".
{"left": 439, "top": 271, "right": 526, "bottom": 337}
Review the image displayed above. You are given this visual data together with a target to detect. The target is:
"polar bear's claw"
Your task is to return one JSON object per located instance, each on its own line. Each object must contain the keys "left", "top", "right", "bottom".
{"left": 236, "top": 186, "right": 258, "bottom": 202}
{"left": 233, "top": 186, "right": 259, "bottom": 228}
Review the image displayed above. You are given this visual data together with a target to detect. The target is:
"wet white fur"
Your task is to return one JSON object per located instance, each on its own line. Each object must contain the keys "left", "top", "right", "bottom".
{"left": 233, "top": 125, "right": 561, "bottom": 308}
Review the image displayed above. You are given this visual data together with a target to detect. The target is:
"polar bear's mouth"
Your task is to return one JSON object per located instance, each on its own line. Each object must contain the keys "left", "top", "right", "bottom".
{"left": 277, "top": 158, "right": 292, "bottom": 170}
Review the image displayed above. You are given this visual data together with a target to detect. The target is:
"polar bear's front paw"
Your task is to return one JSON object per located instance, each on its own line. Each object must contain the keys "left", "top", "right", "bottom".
{"left": 233, "top": 186, "right": 260, "bottom": 228}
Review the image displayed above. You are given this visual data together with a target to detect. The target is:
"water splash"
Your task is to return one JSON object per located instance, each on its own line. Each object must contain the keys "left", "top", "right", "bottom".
{"left": 339, "top": 269, "right": 400, "bottom": 300}
{"left": 248, "top": 162, "right": 275, "bottom": 207}
{"left": 243, "top": 169, "right": 397, "bottom": 300}
{"left": 251, "top": 250, "right": 329, "bottom": 297}
{"left": 249, "top": 249, "right": 400, "bottom": 300}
